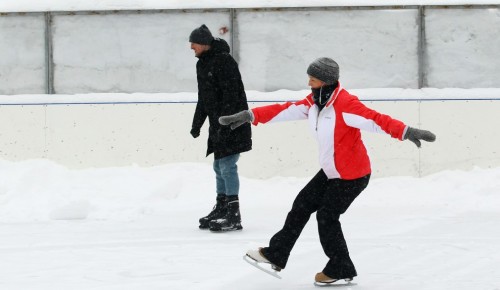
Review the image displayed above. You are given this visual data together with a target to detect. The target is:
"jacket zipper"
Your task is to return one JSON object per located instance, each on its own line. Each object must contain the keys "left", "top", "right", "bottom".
{"left": 316, "top": 108, "right": 321, "bottom": 131}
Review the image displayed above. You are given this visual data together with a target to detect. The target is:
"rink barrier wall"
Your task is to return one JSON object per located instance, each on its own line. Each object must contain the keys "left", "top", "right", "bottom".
{"left": 0, "top": 98, "right": 498, "bottom": 179}
{"left": 1, "top": 5, "right": 500, "bottom": 94}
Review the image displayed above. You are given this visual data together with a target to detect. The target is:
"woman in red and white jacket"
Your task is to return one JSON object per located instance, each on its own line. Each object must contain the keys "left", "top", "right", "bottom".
{"left": 219, "top": 57, "right": 436, "bottom": 285}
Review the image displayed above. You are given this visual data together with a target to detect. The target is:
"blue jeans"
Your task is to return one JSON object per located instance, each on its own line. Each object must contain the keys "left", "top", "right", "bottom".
{"left": 213, "top": 154, "right": 240, "bottom": 196}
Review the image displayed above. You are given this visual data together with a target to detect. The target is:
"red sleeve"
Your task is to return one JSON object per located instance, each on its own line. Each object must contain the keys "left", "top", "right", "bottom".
{"left": 251, "top": 96, "right": 313, "bottom": 125}
{"left": 341, "top": 92, "right": 407, "bottom": 140}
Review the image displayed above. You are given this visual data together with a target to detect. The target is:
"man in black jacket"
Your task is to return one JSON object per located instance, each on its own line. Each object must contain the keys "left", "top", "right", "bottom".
{"left": 189, "top": 24, "right": 252, "bottom": 232}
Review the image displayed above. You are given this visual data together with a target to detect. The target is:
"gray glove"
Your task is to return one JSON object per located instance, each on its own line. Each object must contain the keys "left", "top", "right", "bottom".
{"left": 404, "top": 127, "right": 436, "bottom": 148}
{"left": 219, "top": 110, "right": 253, "bottom": 130}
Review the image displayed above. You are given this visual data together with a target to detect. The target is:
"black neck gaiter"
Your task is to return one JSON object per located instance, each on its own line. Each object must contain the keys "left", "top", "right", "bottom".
{"left": 312, "top": 82, "right": 338, "bottom": 111}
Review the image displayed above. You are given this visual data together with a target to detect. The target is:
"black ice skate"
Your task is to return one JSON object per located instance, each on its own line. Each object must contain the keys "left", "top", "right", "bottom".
{"left": 199, "top": 195, "right": 227, "bottom": 229}
{"left": 209, "top": 196, "right": 242, "bottom": 232}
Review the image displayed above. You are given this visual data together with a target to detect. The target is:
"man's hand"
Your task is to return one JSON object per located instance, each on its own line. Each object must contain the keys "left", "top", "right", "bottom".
{"left": 190, "top": 128, "right": 200, "bottom": 138}
{"left": 219, "top": 110, "right": 253, "bottom": 130}
{"left": 404, "top": 127, "right": 436, "bottom": 147}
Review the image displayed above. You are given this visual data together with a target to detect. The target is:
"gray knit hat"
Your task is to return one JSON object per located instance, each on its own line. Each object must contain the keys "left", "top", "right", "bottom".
{"left": 189, "top": 24, "right": 214, "bottom": 45}
{"left": 307, "top": 57, "right": 339, "bottom": 85}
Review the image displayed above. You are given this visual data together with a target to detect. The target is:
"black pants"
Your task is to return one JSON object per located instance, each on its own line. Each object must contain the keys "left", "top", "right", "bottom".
{"left": 261, "top": 170, "right": 370, "bottom": 279}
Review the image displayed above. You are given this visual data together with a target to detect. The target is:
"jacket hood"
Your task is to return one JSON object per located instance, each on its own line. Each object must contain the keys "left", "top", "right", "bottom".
{"left": 198, "top": 38, "right": 230, "bottom": 59}
{"left": 209, "top": 38, "right": 230, "bottom": 54}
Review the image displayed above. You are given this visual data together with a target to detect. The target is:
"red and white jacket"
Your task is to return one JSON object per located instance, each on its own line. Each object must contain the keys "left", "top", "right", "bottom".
{"left": 251, "top": 83, "right": 408, "bottom": 180}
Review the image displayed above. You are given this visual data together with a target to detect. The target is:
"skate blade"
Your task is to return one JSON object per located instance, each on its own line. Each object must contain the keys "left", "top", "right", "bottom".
{"left": 209, "top": 226, "right": 243, "bottom": 233}
{"left": 314, "top": 278, "right": 356, "bottom": 287}
{"left": 243, "top": 255, "right": 282, "bottom": 279}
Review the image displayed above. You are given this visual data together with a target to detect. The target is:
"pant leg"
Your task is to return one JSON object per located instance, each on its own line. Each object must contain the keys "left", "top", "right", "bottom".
{"left": 317, "top": 174, "right": 370, "bottom": 279}
{"left": 217, "top": 154, "right": 240, "bottom": 196}
{"left": 213, "top": 159, "right": 226, "bottom": 195}
{"left": 261, "top": 170, "right": 329, "bottom": 269}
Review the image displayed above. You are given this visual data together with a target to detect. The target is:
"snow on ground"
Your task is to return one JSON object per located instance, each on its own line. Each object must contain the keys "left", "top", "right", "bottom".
{"left": 0, "top": 159, "right": 499, "bottom": 289}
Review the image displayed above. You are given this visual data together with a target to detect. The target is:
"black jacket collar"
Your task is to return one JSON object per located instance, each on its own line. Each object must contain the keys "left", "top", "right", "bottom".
{"left": 312, "top": 82, "right": 338, "bottom": 111}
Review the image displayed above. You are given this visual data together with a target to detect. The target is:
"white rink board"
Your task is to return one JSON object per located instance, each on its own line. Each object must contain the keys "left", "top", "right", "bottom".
{"left": 0, "top": 99, "right": 498, "bottom": 179}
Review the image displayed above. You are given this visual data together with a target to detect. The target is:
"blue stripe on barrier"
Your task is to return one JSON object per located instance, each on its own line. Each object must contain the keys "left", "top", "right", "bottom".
{"left": 0, "top": 98, "right": 499, "bottom": 106}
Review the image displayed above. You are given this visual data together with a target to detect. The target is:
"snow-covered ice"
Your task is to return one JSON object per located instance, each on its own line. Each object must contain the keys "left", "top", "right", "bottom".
{"left": 0, "top": 159, "right": 499, "bottom": 289}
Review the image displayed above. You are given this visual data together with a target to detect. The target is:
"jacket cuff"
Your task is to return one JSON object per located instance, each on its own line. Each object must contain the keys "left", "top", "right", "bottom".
{"left": 248, "top": 109, "right": 255, "bottom": 123}
{"left": 402, "top": 126, "right": 410, "bottom": 140}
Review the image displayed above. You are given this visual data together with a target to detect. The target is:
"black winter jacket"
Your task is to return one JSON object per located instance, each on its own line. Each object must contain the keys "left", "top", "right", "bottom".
{"left": 191, "top": 38, "right": 252, "bottom": 159}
